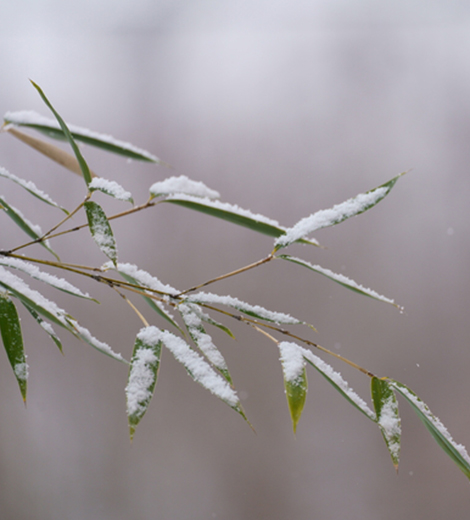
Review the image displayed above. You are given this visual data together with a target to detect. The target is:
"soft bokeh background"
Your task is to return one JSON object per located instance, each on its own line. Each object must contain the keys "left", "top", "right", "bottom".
{"left": 1, "top": 1, "right": 469, "bottom": 519}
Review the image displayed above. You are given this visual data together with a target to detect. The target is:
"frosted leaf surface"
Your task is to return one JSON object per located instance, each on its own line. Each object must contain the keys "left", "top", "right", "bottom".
{"left": 104, "top": 262, "right": 178, "bottom": 295}
{"left": 14, "top": 362, "right": 29, "bottom": 381}
{"left": 278, "top": 342, "right": 306, "bottom": 383}
{"left": 150, "top": 175, "right": 220, "bottom": 199}
{"left": 89, "top": 177, "right": 133, "bottom": 202}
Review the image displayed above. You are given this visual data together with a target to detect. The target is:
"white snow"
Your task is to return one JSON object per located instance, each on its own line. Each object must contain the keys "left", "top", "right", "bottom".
{"left": 278, "top": 341, "right": 306, "bottom": 383}
{"left": 186, "top": 291, "right": 301, "bottom": 325}
{"left": 68, "top": 319, "right": 124, "bottom": 362}
{"left": 87, "top": 207, "right": 116, "bottom": 260}
{"left": 275, "top": 187, "right": 388, "bottom": 248}
{"left": 0, "top": 257, "right": 91, "bottom": 299}
{"left": 300, "top": 346, "right": 376, "bottom": 420}
{"left": 14, "top": 362, "right": 29, "bottom": 381}
{"left": 4, "top": 110, "right": 159, "bottom": 162}
{"left": 377, "top": 393, "right": 401, "bottom": 460}
{"left": 89, "top": 177, "right": 133, "bottom": 202}
{"left": 0, "top": 196, "right": 45, "bottom": 238}
{"left": 103, "top": 262, "right": 178, "bottom": 295}
{"left": 150, "top": 175, "right": 220, "bottom": 199}
{"left": 179, "top": 303, "right": 228, "bottom": 370}
{"left": 154, "top": 328, "right": 239, "bottom": 407}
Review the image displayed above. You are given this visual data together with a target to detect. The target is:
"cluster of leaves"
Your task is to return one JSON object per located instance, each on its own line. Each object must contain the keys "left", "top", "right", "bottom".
{"left": 1, "top": 81, "right": 469, "bottom": 479}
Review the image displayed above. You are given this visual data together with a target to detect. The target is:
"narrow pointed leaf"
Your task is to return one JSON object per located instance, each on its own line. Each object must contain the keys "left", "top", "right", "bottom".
{"left": 179, "top": 303, "right": 233, "bottom": 383}
{"left": 0, "top": 166, "right": 68, "bottom": 213}
{"left": 275, "top": 172, "right": 406, "bottom": 249}
{"left": 389, "top": 379, "right": 470, "bottom": 479}
{"left": 22, "top": 303, "right": 63, "bottom": 352}
{"left": 89, "top": 177, "right": 133, "bottom": 204}
{"left": 279, "top": 342, "right": 308, "bottom": 433}
{"left": 301, "top": 347, "right": 376, "bottom": 421}
{"left": 277, "top": 255, "right": 400, "bottom": 309}
{"left": 126, "top": 326, "right": 162, "bottom": 439}
{"left": 5, "top": 127, "right": 97, "bottom": 179}
{"left": 4, "top": 110, "right": 160, "bottom": 163}
{"left": 371, "top": 377, "right": 401, "bottom": 469}
{"left": 196, "top": 310, "right": 235, "bottom": 339}
{"left": 30, "top": 82, "right": 93, "bottom": 185}
{"left": 161, "top": 195, "right": 319, "bottom": 246}
{"left": 0, "top": 196, "right": 59, "bottom": 259}
{"left": 0, "top": 293, "right": 28, "bottom": 400}
{"left": 84, "top": 201, "right": 118, "bottom": 265}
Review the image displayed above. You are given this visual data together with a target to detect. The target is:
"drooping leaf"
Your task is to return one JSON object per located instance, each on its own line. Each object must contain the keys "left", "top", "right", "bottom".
{"left": 161, "top": 195, "right": 319, "bottom": 246}
{"left": 278, "top": 342, "right": 308, "bottom": 433}
{"left": 0, "top": 293, "right": 28, "bottom": 401}
{"left": 274, "top": 172, "right": 406, "bottom": 249}
{"left": 194, "top": 308, "right": 235, "bottom": 339}
{"left": 4, "top": 110, "right": 160, "bottom": 163}
{"left": 126, "top": 326, "right": 162, "bottom": 439}
{"left": 89, "top": 177, "right": 134, "bottom": 204}
{"left": 371, "top": 377, "right": 401, "bottom": 470}
{"left": 179, "top": 303, "right": 233, "bottom": 383}
{"left": 0, "top": 165, "right": 68, "bottom": 213}
{"left": 30, "top": 82, "right": 93, "bottom": 185}
{"left": 22, "top": 303, "right": 63, "bottom": 353}
{"left": 277, "top": 255, "right": 400, "bottom": 309}
{"left": 389, "top": 379, "right": 470, "bottom": 479}
{"left": 301, "top": 347, "right": 376, "bottom": 421}
{"left": 0, "top": 196, "right": 59, "bottom": 259}
{"left": 84, "top": 200, "right": 118, "bottom": 265}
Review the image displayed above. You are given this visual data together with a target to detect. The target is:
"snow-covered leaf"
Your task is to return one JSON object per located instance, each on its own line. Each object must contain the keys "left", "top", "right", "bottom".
{"left": 0, "top": 166, "right": 68, "bottom": 213}
{"left": 389, "top": 379, "right": 470, "bottom": 479}
{"left": 89, "top": 177, "right": 133, "bottom": 204}
{"left": 186, "top": 291, "right": 304, "bottom": 325}
{"left": 0, "top": 293, "right": 28, "bottom": 401}
{"left": 371, "top": 377, "right": 401, "bottom": 470}
{"left": 150, "top": 175, "right": 219, "bottom": 200}
{"left": 0, "top": 256, "right": 96, "bottom": 301}
{"left": 4, "top": 110, "right": 160, "bottom": 163}
{"left": 279, "top": 342, "right": 308, "bottom": 433}
{"left": 301, "top": 347, "right": 376, "bottom": 421}
{"left": 275, "top": 173, "right": 405, "bottom": 249}
{"left": 22, "top": 304, "right": 63, "bottom": 353}
{"left": 179, "top": 303, "right": 232, "bottom": 383}
{"left": 30, "top": 81, "right": 93, "bottom": 185}
{"left": 126, "top": 326, "right": 162, "bottom": 439}
{"left": 277, "top": 255, "right": 400, "bottom": 309}
{"left": 0, "top": 196, "right": 59, "bottom": 260}
{"left": 161, "top": 194, "right": 319, "bottom": 246}
{"left": 84, "top": 201, "right": 118, "bottom": 265}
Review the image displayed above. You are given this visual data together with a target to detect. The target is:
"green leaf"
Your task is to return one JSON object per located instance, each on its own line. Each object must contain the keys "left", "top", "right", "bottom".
{"left": 0, "top": 293, "right": 28, "bottom": 401}
{"left": 22, "top": 303, "right": 63, "bottom": 353}
{"left": 0, "top": 166, "right": 68, "bottom": 214}
{"left": 4, "top": 111, "right": 160, "bottom": 163}
{"left": 89, "top": 178, "right": 134, "bottom": 204}
{"left": 161, "top": 196, "right": 319, "bottom": 246}
{"left": 30, "top": 81, "right": 93, "bottom": 185}
{"left": 274, "top": 172, "right": 406, "bottom": 250}
{"left": 0, "top": 196, "right": 59, "bottom": 260}
{"left": 301, "top": 347, "right": 376, "bottom": 421}
{"left": 389, "top": 380, "right": 470, "bottom": 479}
{"left": 126, "top": 326, "right": 162, "bottom": 439}
{"left": 84, "top": 200, "right": 118, "bottom": 265}
{"left": 371, "top": 377, "right": 401, "bottom": 470}
{"left": 277, "top": 255, "right": 400, "bottom": 309}
{"left": 197, "top": 311, "right": 235, "bottom": 339}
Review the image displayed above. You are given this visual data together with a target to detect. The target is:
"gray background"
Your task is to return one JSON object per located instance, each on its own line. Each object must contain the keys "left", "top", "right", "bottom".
{"left": 1, "top": 1, "right": 469, "bottom": 519}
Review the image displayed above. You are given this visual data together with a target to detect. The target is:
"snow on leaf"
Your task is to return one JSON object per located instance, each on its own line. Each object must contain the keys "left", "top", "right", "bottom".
{"left": 84, "top": 201, "right": 118, "bottom": 265}
{"left": 150, "top": 175, "right": 220, "bottom": 200}
{"left": 89, "top": 177, "right": 133, "bottom": 204}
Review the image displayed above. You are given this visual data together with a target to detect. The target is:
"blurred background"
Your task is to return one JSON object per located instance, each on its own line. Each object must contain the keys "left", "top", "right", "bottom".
{"left": 0, "top": 1, "right": 469, "bottom": 519}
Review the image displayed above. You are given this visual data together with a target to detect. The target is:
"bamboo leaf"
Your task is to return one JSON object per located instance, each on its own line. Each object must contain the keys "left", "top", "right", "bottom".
{"left": 275, "top": 172, "right": 406, "bottom": 249}
{"left": 4, "top": 110, "right": 160, "bottom": 163}
{"left": 89, "top": 177, "right": 134, "bottom": 204}
{"left": 161, "top": 195, "right": 319, "bottom": 246}
{"left": 301, "top": 347, "right": 376, "bottom": 421}
{"left": 0, "top": 165, "right": 68, "bottom": 213}
{"left": 0, "top": 196, "right": 59, "bottom": 260}
{"left": 371, "top": 377, "right": 401, "bottom": 470}
{"left": 22, "top": 303, "right": 63, "bottom": 353}
{"left": 279, "top": 342, "right": 308, "bottom": 433}
{"left": 30, "top": 82, "right": 93, "bottom": 185}
{"left": 389, "top": 380, "right": 470, "bottom": 479}
{"left": 84, "top": 201, "right": 118, "bottom": 265}
{"left": 126, "top": 326, "right": 162, "bottom": 439}
{"left": 277, "top": 255, "right": 400, "bottom": 309}
{"left": 0, "top": 293, "right": 28, "bottom": 401}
